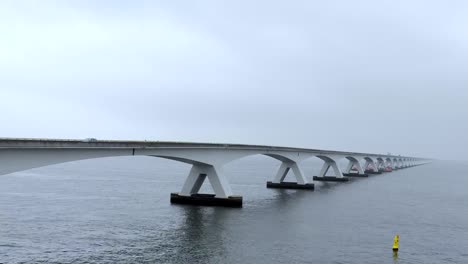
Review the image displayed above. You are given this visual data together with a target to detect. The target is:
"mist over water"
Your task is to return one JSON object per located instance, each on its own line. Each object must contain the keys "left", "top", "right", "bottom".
{"left": 1, "top": 157, "right": 467, "bottom": 263}
{"left": 2, "top": 1, "right": 467, "bottom": 263}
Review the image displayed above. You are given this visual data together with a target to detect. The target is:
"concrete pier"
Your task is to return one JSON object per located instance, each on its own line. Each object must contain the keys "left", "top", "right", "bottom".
{"left": 170, "top": 193, "right": 243, "bottom": 208}
{"left": 266, "top": 181, "right": 315, "bottom": 190}
{"left": 313, "top": 176, "right": 349, "bottom": 182}
{"left": 343, "top": 173, "right": 369, "bottom": 177}
{"left": 365, "top": 170, "right": 382, "bottom": 175}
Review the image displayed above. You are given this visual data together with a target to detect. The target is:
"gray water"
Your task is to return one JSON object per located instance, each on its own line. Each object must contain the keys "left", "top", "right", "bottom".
{"left": 0, "top": 157, "right": 467, "bottom": 264}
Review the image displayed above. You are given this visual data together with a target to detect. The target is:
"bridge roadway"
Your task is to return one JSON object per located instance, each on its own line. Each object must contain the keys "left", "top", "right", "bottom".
{"left": 0, "top": 138, "right": 428, "bottom": 207}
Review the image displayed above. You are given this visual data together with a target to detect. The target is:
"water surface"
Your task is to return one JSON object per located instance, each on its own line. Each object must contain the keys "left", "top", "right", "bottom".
{"left": 0, "top": 157, "right": 467, "bottom": 263}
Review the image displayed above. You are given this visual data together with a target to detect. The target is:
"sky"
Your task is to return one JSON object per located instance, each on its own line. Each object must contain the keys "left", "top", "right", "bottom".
{"left": 1, "top": 0, "right": 467, "bottom": 160}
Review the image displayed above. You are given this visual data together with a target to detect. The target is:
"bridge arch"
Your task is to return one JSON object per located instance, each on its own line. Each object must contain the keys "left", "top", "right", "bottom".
{"left": 0, "top": 148, "right": 265, "bottom": 176}
{"left": 345, "top": 156, "right": 360, "bottom": 163}
{"left": 342, "top": 156, "right": 365, "bottom": 174}
{"left": 0, "top": 138, "right": 426, "bottom": 207}
{"left": 362, "top": 156, "right": 380, "bottom": 172}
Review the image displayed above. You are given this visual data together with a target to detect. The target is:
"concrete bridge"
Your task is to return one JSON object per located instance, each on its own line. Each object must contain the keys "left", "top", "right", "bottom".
{"left": 0, "top": 138, "right": 429, "bottom": 207}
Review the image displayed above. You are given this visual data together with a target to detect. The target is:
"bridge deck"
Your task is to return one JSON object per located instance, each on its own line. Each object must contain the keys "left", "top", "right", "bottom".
{"left": 0, "top": 138, "right": 406, "bottom": 159}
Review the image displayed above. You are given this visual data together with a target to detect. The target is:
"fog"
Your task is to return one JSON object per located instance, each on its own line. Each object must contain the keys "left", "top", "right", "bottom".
{"left": 1, "top": 0, "right": 467, "bottom": 160}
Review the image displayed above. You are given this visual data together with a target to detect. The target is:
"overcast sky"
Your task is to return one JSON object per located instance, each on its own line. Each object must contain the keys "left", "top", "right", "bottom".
{"left": 1, "top": 0, "right": 467, "bottom": 160}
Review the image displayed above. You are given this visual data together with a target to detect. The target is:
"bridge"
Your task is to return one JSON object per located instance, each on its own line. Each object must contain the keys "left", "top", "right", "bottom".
{"left": 0, "top": 138, "right": 429, "bottom": 207}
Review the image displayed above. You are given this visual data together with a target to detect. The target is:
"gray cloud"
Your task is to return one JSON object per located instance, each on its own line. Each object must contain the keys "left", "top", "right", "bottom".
{"left": 1, "top": 0, "right": 468, "bottom": 159}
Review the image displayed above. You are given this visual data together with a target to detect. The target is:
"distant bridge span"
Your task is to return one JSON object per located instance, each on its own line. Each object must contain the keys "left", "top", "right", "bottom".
{"left": 0, "top": 138, "right": 429, "bottom": 207}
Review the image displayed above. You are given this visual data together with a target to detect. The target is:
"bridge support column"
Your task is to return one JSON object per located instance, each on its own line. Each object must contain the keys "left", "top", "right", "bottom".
{"left": 384, "top": 159, "right": 393, "bottom": 172}
{"left": 313, "top": 159, "right": 349, "bottom": 182}
{"left": 343, "top": 158, "right": 368, "bottom": 177}
{"left": 171, "top": 164, "right": 242, "bottom": 208}
{"left": 364, "top": 159, "right": 381, "bottom": 174}
{"left": 377, "top": 160, "right": 385, "bottom": 172}
{"left": 267, "top": 162, "right": 314, "bottom": 190}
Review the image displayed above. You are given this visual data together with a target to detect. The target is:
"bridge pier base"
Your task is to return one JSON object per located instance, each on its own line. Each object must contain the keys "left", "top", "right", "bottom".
{"left": 313, "top": 176, "right": 349, "bottom": 182}
{"left": 266, "top": 161, "right": 314, "bottom": 190}
{"left": 171, "top": 164, "right": 242, "bottom": 208}
{"left": 343, "top": 173, "right": 368, "bottom": 177}
{"left": 365, "top": 170, "right": 382, "bottom": 175}
{"left": 266, "top": 181, "right": 315, "bottom": 190}
{"left": 170, "top": 193, "right": 242, "bottom": 208}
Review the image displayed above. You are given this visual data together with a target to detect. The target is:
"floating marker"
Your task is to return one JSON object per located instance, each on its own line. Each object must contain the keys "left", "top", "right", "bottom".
{"left": 392, "top": 235, "right": 399, "bottom": 252}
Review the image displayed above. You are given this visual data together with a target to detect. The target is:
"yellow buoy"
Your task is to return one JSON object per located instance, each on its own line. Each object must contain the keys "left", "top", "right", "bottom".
{"left": 392, "top": 235, "right": 399, "bottom": 252}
